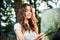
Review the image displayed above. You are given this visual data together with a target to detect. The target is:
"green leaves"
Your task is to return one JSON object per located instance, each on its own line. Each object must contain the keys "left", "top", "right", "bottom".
{"left": 41, "top": 8, "right": 60, "bottom": 40}
{"left": 1, "top": 0, "right": 15, "bottom": 36}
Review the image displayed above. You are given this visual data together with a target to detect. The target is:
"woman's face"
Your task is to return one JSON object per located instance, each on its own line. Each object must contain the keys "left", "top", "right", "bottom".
{"left": 25, "top": 6, "right": 32, "bottom": 19}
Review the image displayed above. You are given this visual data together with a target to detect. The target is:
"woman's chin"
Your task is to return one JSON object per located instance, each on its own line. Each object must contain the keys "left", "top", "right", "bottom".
{"left": 27, "top": 17, "right": 31, "bottom": 19}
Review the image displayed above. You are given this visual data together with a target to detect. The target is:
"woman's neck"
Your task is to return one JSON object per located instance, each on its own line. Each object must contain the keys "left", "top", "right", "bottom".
{"left": 24, "top": 19, "right": 29, "bottom": 24}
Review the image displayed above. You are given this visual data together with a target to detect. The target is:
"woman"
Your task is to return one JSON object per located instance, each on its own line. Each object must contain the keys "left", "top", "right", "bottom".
{"left": 14, "top": 3, "right": 44, "bottom": 40}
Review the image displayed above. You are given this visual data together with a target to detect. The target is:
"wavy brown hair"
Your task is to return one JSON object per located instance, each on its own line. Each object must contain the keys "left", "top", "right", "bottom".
{"left": 17, "top": 3, "right": 38, "bottom": 34}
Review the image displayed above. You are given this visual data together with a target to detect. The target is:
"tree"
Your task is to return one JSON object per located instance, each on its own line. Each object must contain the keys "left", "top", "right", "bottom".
{"left": 0, "top": 0, "right": 15, "bottom": 39}
{"left": 14, "top": 0, "right": 24, "bottom": 22}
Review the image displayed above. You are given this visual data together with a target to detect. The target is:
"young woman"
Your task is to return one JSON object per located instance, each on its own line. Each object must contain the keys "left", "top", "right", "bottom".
{"left": 14, "top": 3, "right": 45, "bottom": 40}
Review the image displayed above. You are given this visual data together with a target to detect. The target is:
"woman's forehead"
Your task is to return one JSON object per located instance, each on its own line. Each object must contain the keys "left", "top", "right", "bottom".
{"left": 26, "top": 6, "right": 31, "bottom": 10}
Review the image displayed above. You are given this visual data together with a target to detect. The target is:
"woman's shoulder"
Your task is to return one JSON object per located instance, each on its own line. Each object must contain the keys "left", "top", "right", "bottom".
{"left": 14, "top": 23, "right": 22, "bottom": 30}
{"left": 14, "top": 23, "right": 21, "bottom": 26}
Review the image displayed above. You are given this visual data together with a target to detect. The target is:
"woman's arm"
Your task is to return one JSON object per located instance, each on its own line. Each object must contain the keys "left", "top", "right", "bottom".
{"left": 14, "top": 29, "right": 24, "bottom": 40}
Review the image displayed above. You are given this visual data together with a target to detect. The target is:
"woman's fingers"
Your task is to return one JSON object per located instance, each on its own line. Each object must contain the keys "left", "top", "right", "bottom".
{"left": 39, "top": 34, "right": 45, "bottom": 40}
{"left": 38, "top": 33, "right": 44, "bottom": 38}
{"left": 37, "top": 33, "right": 45, "bottom": 40}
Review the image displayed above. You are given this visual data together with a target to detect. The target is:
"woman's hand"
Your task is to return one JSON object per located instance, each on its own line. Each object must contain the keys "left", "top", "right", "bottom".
{"left": 35, "top": 33, "right": 45, "bottom": 40}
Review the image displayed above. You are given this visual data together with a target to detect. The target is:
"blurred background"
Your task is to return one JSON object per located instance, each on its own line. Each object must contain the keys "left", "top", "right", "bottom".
{"left": 0, "top": 0, "right": 60, "bottom": 40}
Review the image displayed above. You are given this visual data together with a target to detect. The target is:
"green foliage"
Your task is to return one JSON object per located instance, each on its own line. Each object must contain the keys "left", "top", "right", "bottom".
{"left": 41, "top": 8, "right": 60, "bottom": 40}
{"left": 1, "top": 0, "right": 15, "bottom": 37}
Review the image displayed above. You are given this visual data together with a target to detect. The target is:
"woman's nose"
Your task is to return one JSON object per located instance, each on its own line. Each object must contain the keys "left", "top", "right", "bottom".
{"left": 28, "top": 12, "right": 31, "bottom": 14}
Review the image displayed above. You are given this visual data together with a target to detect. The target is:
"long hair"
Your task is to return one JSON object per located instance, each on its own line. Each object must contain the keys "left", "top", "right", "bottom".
{"left": 17, "top": 3, "right": 38, "bottom": 34}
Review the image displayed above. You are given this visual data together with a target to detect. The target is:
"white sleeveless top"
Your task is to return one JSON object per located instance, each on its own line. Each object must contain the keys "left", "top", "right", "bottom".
{"left": 14, "top": 23, "right": 36, "bottom": 40}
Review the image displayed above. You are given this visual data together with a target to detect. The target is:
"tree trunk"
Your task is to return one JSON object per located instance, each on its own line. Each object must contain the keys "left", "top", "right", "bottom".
{"left": 14, "top": 0, "right": 24, "bottom": 22}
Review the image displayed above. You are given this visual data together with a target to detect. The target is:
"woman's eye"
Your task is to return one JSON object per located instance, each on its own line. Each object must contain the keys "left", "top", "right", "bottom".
{"left": 26, "top": 11, "right": 30, "bottom": 12}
